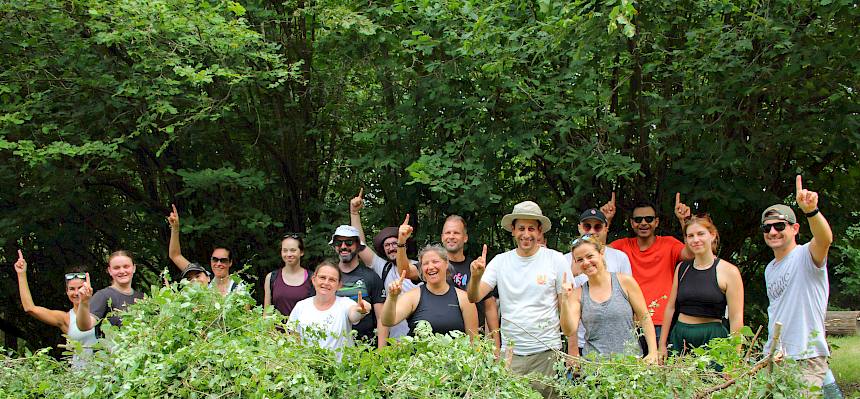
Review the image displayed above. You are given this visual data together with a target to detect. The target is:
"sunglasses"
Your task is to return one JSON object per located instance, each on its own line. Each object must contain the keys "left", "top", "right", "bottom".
{"left": 760, "top": 222, "right": 788, "bottom": 233}
{"left": 570, "top": 234, "right": 595, "bottom": 247}
{"left": 211, "top": 256, "right": 231, "bottom": 264}
{"left": 581, "top": 222, "right": 604, "bottom": 233}
{"left": 65, "top": 272, "right": 86, "bottom": 281}
{"left": 632, "top": 216, "right": 656, "bottom": 224}
{"left": 332, "top": 239, "right": 356, "bottom": 247}
{"left": 283, "top": 233, "right": 302, "bottom": 239}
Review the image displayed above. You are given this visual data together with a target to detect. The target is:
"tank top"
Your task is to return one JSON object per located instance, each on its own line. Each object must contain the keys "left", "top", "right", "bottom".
{"left": 407, "top": 284, "right": 465, "bottom": 335}
{"left": 676, "top": 258, "right": 727, "bottom": 319}
{"left": 272, "top": 268, "right": 313, "bottom": 316}
{"left": 67, "top": 310, "right": 97, "bottom": 369}
{"left": 581, "top": 273, "right": 641, "bottom": 356}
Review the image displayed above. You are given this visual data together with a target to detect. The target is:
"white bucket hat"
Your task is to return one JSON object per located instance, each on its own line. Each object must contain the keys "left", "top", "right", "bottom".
{"left": 500, "top": 201, "right": 552, "bottom": 232}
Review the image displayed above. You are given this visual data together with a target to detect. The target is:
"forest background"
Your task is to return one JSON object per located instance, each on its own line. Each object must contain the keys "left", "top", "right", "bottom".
{"left": 0, "top": 0, "right": 858, "bottom": 354}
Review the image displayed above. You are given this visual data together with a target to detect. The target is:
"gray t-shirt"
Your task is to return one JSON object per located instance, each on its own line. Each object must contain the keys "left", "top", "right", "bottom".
{"left": 566, "top": 247, "right": 633, "bottom": 347}
{"left": 370, "top": 253, "right": 418, "bottom": 339}
{"left": 90, "top": 286, "right": 144, "bottom": 328}
{"left": 763, "top": 243, "right": 830, "bottom": 359}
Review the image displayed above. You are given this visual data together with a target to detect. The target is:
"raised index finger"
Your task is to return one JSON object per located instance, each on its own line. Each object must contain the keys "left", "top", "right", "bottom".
{"left": 398, "top": 269, "right": 406, "bottom": 282}
{"left": 171, "top": 203, "right": 178, "bottom": 215}
{"left": 796, "top": 175, "right": 803, "bottom": 194}
{"left": 481, "top": 244, "right": 488, "bottom": 260}
{"left": 403, "top": 213, "right": 410, "bottom": 225}
{"left": 17, "top": 249, "right": 23, "bottom": 261}
{"left": 85, "top": 272, "right": 90, "bottom": 286}
{"left": 358, "top": 187, "right": 364, "bottom": 199}
{"left": 675, "top": 192, "right": 681, "bottom": 206}
{"left": 610, "top": 191, "right": 616, "bottom": 205}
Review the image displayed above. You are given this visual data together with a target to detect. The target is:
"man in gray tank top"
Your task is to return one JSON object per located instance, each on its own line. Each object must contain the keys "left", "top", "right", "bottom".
{"left": 761, "top": 175, "right": 835, "bottom": 393}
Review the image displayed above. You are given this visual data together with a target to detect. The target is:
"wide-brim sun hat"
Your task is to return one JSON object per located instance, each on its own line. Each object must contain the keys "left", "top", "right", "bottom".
{"left": 500, "top": 201, "right": 552, "bottom": 232}
{"left": 329, "top": 225, "right": 364, "bottom": 246}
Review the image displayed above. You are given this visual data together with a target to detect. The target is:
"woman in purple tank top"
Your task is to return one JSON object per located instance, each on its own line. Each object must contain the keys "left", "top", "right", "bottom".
{"left": 264, "top": 234, "right": 313, "bottom": 316}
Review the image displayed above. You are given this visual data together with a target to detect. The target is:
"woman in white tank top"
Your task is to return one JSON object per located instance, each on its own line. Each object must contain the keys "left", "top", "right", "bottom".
{"left": 13, "top": 250, "right": 97, "bottom": 368}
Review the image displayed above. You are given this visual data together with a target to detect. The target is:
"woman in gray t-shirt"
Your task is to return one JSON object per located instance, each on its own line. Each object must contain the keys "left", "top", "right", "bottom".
{"left": 568, "top": 235, "right": 658, "bottom": 364}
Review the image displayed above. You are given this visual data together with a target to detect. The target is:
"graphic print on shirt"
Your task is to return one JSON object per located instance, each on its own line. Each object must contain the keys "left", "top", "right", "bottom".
{"left": 451, "top": 271, "right": 469, "bottom": 289}
{"left": 337, "top": 279, "right": 367, "bottom": 301}
{"left": 767, "top": 268, "right": 792, "bottom": 301}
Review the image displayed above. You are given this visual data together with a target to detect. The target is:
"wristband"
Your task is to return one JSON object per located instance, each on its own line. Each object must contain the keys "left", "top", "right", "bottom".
{"left": 804, "top": 208, "right": 820, "bottom": 218}
{"left": 397, "top": 243, "right": 407, "bottom": 248}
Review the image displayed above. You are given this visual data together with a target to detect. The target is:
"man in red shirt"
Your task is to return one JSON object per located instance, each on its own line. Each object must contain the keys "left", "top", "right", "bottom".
{"left": 606, "top": 194, "right": 693, "bottom": 351}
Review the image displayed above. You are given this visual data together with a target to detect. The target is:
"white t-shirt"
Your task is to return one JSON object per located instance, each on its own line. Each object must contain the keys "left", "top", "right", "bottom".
{"left": 565, "top": 246, "right": 633, "bottom": 348}
{"left": 482, "top": 246, "right": 572, "bottom": 355}
{"left": 288, "top": 296, "right": 357, "bottom": 360}
{"left": 370, "top": 254, "right": 419, "bottom": 339}
{"left": 763, "top": 243, "right": 830, "bottom": 359}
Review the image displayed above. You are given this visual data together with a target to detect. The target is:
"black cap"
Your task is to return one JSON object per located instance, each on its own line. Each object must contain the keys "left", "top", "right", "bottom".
{"left": 181, "top": 263, "right": 211, "bottom": 280}
{"left": 579, "top": 208, "right": 608, "bottom": 224}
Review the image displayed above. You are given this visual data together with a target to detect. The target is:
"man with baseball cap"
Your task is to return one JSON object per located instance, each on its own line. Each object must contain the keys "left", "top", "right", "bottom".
{"left": 761, "top": 175, "right": 834, "bottom": 393}
{"left": 565, "top": 207, "right": 632, "bottom": 355}
{"left": 467, "top": 201, "right": 576, "bottom": 398}
{"left": 329, "top": 224, "right": 387, "bottom": 347}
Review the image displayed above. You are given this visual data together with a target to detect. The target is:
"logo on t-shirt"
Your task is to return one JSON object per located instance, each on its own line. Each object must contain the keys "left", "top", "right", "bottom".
{"left": 452, "top": 272, "right": 468, "bottom": 288}
{"left": 536, "top": 274, "right": 547, "bottom": 285}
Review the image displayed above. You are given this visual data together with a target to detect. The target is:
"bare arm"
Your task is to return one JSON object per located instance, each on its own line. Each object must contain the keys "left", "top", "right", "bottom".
{"left": 722, "top": 261, "right": 744, "bottom": 335}
{"left": 659, "top": 265, "right": 681, "bottom": 355}
{"left": 621, "top": 274, "right": 658, "bottom": 364}
{"left": 395, "top": 216, "right": 420, "bottom": 280}
{"left": 349, "top": 298, "right": 372, "bottom": 324}
{"left": 263, "top": 272, "right": 272, "bottom": 316}
{"left": 167, "top": 204, "right": 191, "bottom": 271}
{"left": 14, "top": 252, "right": 68, "bottom": 331}
{"left": 674, "top": 193, "right": 695, "bottom": 262}
{"left": 456, "top": 289, "right": 479, "bottom": 340}
{"left": 483, "top": 296, "right": 501, "bottom": 351}
{"left": 75, "top": 273, "right": 97, "bottom": 331}
{"left": 795, "top": 176, "right": 833, "bottom": 267}
{"left": 567, "top": 287, "right": 583, "bottom": 358}
{"left": 380, "top": 271, "right": 417, "bottom": 327}
{"left": 467, "top": 245, "right": 493, "bottom": 302}
{"left": 349, "top": 188, "right": 378, "bottom": 268}
{"left": 558, "top": 273, "right": 577, "bottom": 337}
{"left": 374, "top": 302, "right": 388, "bottom": 348}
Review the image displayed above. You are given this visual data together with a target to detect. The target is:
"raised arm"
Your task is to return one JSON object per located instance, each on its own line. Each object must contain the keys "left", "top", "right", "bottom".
{"left": 349, "top": 291, "right": 372, "bottom": 324}
{"left": 349, "top": 188, "right": 377, "bottom": 267}
{"left": 620, "top": 274, "right": 658, "bottom": 364}
{"left": 14, "top": 251, "right": 68, "bottom": 331}
{"left": 600, "top": 191, "right": 616, "bottom": 228}
{"left": 674, "top": 193, "right": 694, "bottom": 261}
{"left": 395, "top": 214, "right": 420, "bottom": 280}
{"left": 381, "top": 271, "right": 418, "bottom": 327}
{"left": 558, "top": 272, "right": 578, "bottom": 337}
{"left": 467, "top": 245, "right": 493, "bottom": 303}
{"left": 167, "top": 204, "right": 191, "bottom": 271}
{"left": 75, "top": 273, "right": 98, "bottom": 332}
{"left": 796, "top": 175, "right": 833, "bottom": 267}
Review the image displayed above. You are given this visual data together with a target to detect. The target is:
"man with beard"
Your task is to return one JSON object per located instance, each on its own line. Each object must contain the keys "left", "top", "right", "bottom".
{"left": 329, "top": 224, "right": 387, "bottom": 347}
{"left": 442, "top": 215, "right": 501, "bottom": 352}
{"left": 606, "top": 194, "right": 693, "bottom": 350}
{"left": 349, "top": 189, "right": 418, "bottom": 340}
{"left": 761, "top": 176, "right": 835, "bottom": 394}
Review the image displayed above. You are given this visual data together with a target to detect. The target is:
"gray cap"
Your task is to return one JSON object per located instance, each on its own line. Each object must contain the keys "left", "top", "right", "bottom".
{"left": 180, "top": 262, "right": 211, "bottom": 280}
{"left": 761, "top": 204, "right": 797, "bottom": 224}
{"left": 329, "top": 225, "right": 362, "bottom": 245}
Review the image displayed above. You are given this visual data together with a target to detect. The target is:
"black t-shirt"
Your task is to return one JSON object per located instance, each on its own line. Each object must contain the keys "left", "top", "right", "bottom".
{"left": 336, "top": 265, "right": 384, "bottom": 342}
{"left": 449, "top": 257, "right": 497, "bottom": 329}
{"left": 90, "top": 286, "right": 145, "bottom": 335}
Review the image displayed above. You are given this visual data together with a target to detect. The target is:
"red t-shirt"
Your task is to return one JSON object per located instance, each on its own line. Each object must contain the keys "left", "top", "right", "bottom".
{"left": 609, "top": 236, "right": 685, "bottom": 326}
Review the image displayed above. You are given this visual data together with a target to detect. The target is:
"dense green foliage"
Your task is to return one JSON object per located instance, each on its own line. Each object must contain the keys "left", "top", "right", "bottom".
{"left": 1, "top": 0, "right": 858, "bottom": 351}
{"left": 0, "top": 283, "right": 807, "bottom": 398}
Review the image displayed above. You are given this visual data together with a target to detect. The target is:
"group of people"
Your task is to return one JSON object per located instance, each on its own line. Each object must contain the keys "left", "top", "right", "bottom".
{"left": 12, "top": 175, "right": 840, "bottom": 397}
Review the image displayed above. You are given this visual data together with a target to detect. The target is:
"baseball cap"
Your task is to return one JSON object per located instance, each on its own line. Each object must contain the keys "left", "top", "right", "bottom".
{"left": 761, "top": 204, "right": 797, "bottom": 224}
{"left": 579, "top": 208, "right": 608, "bottom": 224}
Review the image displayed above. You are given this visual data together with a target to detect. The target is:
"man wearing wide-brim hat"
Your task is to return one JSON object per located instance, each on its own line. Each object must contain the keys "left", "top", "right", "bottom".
{"left": 466, "top": 201, "right": 577, "bottom": 398}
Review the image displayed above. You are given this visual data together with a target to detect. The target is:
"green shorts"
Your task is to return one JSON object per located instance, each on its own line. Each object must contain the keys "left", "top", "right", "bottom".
{"left": 668, "top": 320, "right": 727, "bottom": 355}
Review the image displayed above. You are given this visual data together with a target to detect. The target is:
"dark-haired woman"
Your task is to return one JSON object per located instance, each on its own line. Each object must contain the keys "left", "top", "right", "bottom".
{"left": 13, "top": 250, "right": 96, "bottom": 368}
{"left": 264, "top": 234, "right": 312, "bottom": 316}
{"left": 659, "top": 215, "right": 744, "bottom": 357}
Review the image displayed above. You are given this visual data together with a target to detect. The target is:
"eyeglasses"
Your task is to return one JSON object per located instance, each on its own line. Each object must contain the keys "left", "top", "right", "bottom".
{"left": 760, "top": 222, "right": 788, "bottom": 233}
{"left": 283, "top": 233, "right": 302, "bottom": 239}
{"left": 581, "top": 222, "right": 604, "bottom": 233}
{"left": 65, "top": 272, "right": 86, "bottom": 281}
{"left": 332, "top": 239, "right": 356, "bottom": 247}
{"left": 570, "top": 234, "right": 595, "bottom": 247}
{"left": 383, "top": 242, "right": 400, "bottom": 249}
{"left": 632, "top": 216, "right": 656, "bottom": 224}
{"left": 211, "top": 256, "right": 231, "bottom": 264}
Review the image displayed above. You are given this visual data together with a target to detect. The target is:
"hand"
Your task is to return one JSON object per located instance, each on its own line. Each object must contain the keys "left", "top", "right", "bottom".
{"left": 561, "top": 272, "right": 574, "bottom": 298}
{"left": 398, "top": 214, "right": 413, "bottom": 242}
{"left": 658, "top": 347, "right": 668, "bottom": 365}
{"left": 356, "top": 291, "right": 369, "bottom": 314}
{"left": 14, "top": 250, "right": 26, "bottom": 274}
{"left": 600, "top": 192, "right": 616, "bottom": 223}
{"left": 350, "top": 188, "right": 364, "bottom": 213}
{"left": 78, "top": 272, "right": 94, "bottom": 303}
{"left": 167, "top": 204, "right": 180, "bottom": 229}
{"left": 795, "top": 175, "right": 818, "bottom": 213}
{"left": 470, "top": 245, "right": 488, "bottom": 277}
{"left": 643, "top": 352, "right": 659, "bottom": 365}
{"left": 387, "top": 270, "right": 406, "bottom": 298}
{"left": 674, "top": 192, "right": 691, "bottom": 222}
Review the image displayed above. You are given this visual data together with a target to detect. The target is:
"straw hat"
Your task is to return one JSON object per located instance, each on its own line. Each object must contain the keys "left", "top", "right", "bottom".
{"left": 500, "top": 201, "right": 552, "bottom": 232}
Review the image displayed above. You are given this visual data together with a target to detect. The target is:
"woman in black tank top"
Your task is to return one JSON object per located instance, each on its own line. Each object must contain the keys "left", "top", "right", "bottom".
{"left": 659, "top": 215, "right": 745, "bottom": 358}
{"left": 380, "top": 223, "right": 478, "bottom": 338}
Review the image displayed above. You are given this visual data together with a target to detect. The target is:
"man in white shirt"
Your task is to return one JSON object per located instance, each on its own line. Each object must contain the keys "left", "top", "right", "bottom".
{"left": 467, "top": 201, "right": 576, "bottom": 398}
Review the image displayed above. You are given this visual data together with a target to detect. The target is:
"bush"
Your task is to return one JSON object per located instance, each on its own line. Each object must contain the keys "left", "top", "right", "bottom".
{"left": 1, "top": 283, "right": 809, "bottom": 398}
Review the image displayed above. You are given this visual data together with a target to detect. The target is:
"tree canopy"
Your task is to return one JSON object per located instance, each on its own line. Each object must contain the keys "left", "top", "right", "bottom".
{"left": 1, "top": 0, "right": 858, "bottom": 351}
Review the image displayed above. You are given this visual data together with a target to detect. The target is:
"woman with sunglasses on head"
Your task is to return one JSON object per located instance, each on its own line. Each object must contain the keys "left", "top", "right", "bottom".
{"left": 658, "top": 215, "right": 743, "bottom": 359}
{"left": 13, "top": 250, "right": 96, "bottom": 368}
{"left": 381, "top": 220, "right": 478, "bottom": 338}
{"left": 568, "top": 235, "right": 659, "bottom": 364}
{"left": 264, "top": 234, "right": 313, "bottom": 316}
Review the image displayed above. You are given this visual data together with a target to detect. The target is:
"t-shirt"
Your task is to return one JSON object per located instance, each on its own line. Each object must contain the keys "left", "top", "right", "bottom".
{"left": 610, "top": 236, "right": 684, "bottom": 325}
{"left": 288, "top": 296, "right": 357, "bottom": 360}
{"left": 336, "top": 265, "right": 384, "bottom": 342}
{"left": 89, "top": 286, "right": 144, "bottom": 328}
{"left": 763, "top": 243, "right": 830, "bottom": 359}
{"left": 369, "top": 253, "right": 418, "bottom": 339}
{"left": 450, "top": 256, "right": 497, "bottom": 329}
{"left": 481, "top": 246, "right": 572, "bottom": 355}
{"left": 565, "top": 247, "right": 633, "bottom": 347}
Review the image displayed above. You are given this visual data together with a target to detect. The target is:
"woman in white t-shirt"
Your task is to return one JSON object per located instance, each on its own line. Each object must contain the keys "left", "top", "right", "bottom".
{"left": 288, "top": 261, "right": 370, "bottom": 356}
